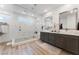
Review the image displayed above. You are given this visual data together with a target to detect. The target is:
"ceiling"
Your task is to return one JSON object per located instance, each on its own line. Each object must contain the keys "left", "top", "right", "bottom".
{"left": 0, "top": 4, "right": 64, "bottom": 17}
{"left": 15, "top": 4, "right": 64, "bottom": 16}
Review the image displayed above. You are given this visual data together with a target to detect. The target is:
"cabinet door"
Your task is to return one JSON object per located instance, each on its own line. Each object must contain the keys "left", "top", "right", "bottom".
{"left": 40, "top": 32, "right": 49, "bottom": 42}
{"left": 64, "top": 35, "right": 78, "bottom": 54}
{"left": 40, "top": 32, "right": 44, "bottom": 41}
{"left": 54, "top": 34, "right": 65, "bottom": 48}
{"left": 44, "top": 32, "right": 49, "bottom": 42}
{"left": 48, "top": 33, "right": 55, "bottom": 44}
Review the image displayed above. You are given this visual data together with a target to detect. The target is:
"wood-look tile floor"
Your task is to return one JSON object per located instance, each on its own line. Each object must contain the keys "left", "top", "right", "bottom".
{"left": 0, "top": 39, "right": 71, "bottom": 55}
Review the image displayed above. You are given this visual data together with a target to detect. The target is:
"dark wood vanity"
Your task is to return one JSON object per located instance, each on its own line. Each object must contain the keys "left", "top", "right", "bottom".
{"left": 40, "top": 32, "right": 79, "bottom": 54}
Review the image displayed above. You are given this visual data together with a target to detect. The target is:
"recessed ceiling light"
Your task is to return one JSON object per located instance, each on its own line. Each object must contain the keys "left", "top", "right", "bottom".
{"left": 44, "top": 9, "right": 48, "bottom": 12}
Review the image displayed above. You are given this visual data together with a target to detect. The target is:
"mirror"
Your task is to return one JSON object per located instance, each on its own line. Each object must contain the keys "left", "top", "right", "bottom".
{"left": 59, "top": 8, "right": 78, "bottom": 30}
{"left": 43, "top": 16, "right": 53, "bottom": 32}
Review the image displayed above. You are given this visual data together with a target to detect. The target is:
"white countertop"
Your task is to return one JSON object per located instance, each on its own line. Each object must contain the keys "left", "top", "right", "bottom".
{"left": 41, "top": 31, "right": 79, "bottom": 36}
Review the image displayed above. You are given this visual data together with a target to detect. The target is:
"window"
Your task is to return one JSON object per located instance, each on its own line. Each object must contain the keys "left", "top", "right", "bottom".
{"left": 17, "top": 17, "right": 33, "bottom": 25}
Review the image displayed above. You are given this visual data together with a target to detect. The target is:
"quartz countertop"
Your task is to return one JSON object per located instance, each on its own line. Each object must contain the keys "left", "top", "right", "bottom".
{"left": 41, "top": 31, "right": 79, "bottom": 36}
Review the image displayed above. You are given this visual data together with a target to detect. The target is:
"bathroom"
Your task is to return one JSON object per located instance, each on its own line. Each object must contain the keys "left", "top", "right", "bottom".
{"left": 0, "top": 4, "right": 79, "bottom": 55}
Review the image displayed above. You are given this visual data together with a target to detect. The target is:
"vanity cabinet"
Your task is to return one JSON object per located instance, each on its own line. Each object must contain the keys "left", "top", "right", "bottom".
{"left": 40, "top": 32, "right": 79, "bottom": 54}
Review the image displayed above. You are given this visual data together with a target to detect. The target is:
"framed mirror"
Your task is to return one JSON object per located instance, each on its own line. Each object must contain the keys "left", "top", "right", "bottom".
{"left": 59, "top": 8, "right": 78, "bottom": 31}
